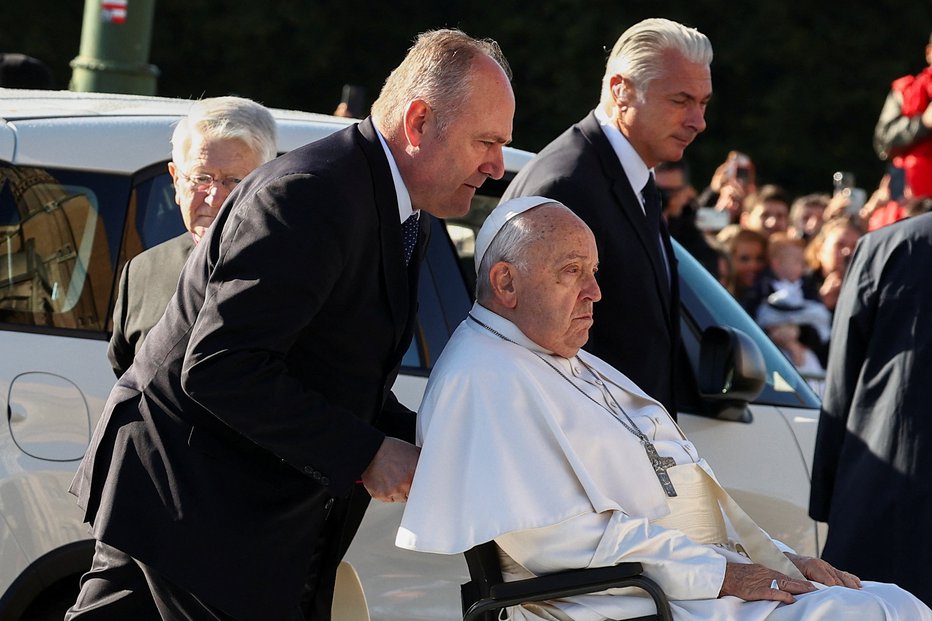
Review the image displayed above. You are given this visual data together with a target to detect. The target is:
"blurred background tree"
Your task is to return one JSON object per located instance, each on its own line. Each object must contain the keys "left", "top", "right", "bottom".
{"left": 1, "top": 0, "right": 928, "bottom": 197}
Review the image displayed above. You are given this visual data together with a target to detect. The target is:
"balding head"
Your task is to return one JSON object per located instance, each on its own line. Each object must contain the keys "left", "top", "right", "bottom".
{"left": 371, "top": 29, "right": 514, "bottom": 220}
{"left": 477, "top": 202, "right": 601, "bottom": 357}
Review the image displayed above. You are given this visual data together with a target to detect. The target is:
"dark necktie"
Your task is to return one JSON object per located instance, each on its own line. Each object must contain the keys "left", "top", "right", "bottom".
{"left": 402, "top": 212, "right": 419, "bottom": 265}
{"left": 642, "top": 173, "right": 671, "bottom": 287}
{"left": 642, "top": 173, "right": 662, "bottom": 240}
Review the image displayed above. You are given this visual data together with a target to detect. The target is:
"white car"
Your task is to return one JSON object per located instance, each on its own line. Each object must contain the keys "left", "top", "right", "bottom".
{"left": 0, "top": 88, "right": 822, "bottom": 620}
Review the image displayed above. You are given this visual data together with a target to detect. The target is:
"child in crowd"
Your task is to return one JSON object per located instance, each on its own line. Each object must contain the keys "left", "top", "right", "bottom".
{"left": 752, "top": 234, "right": 825, "bottom": 315}
{"left": 755, "top": 234, "right": 832, "bottom": 383}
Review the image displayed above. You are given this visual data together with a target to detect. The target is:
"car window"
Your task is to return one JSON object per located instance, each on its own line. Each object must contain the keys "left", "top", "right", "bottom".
{"left": 675, "top": 240, "right": 821, "bottom": 410}
{"left": 112, "top": 165, "right": 186, "bottom": 288}
{"left": 133, "top": 165, "right": 184, "bottom": 249}
{"left": 0, "top": 163, "right": 129, "bottom": 333}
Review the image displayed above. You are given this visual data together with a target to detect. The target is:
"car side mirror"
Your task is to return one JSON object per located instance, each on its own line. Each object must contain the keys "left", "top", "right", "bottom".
{"left": 698, "top": 326, "right": 766, "bottom": 422}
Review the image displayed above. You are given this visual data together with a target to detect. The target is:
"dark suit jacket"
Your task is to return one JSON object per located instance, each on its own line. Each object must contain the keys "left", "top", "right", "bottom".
{"left": 108, "top": 232, "right": 194, "bottom": 377}
{"left": 810, "top": 212, "right": 932, "bottom": 605}
{"left": 502, "top": 111, "right": 680, "bottom": 414}
{"left": 71, "top": 118, "right": 428, "bottom": 620}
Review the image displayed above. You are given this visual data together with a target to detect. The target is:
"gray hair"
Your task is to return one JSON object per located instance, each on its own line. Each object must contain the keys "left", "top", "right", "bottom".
{"left": 371, "top": 29, "right": 511, "bottom": 137}
{"left": 475, "top": 202, "right": 569, "bottom": 303}
{"left": 171, "top": 96, "right": 277, "bottom": 167}
{"left": 599, "top": 18, "right": 712, "bottom": 115}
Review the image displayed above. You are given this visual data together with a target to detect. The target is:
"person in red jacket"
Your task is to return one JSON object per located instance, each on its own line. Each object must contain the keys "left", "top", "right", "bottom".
{"left": 874, "top": 32, "right": 932, "bottom": 199}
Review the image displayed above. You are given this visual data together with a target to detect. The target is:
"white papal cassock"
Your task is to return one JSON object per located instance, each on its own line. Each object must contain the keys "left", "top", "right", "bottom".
{"left": 396, "top": 303, "right": 931, "bottom": 621}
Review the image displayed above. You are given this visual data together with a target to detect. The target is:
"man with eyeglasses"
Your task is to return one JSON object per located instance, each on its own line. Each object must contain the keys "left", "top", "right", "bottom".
{"left": 107, "top": 96, "right": 277, "bottom": 377}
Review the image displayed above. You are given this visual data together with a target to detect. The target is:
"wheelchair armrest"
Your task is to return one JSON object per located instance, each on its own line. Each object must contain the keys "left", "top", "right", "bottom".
{"left": 464, "top": 562, "right": 673, "bottom": 621}
{"left": 490, "top": 562, "right": 646, "bottom": 601}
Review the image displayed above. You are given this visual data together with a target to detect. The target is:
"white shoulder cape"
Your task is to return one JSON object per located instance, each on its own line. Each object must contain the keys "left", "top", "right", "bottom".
{"left": 397, "top": 307, "right": 671, "bottom": 554}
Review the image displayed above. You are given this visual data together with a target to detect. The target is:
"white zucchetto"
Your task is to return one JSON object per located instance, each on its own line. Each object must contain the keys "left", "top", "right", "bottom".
{"left": 473, "top": 196, "right": 557, "bottom": 275}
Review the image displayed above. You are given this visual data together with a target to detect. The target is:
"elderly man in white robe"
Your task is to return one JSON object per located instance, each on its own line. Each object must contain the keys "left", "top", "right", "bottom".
{"left": 396, "top": 197, "right": 931, "bottom": 621}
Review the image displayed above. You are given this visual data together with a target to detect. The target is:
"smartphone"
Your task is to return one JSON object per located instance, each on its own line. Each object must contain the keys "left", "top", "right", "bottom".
{"left": 833, "top": 171, "right": 865, "bottom": 214}
{"left": 729, "top": 152, "right": 752, "bottom": 184}
{"left": 833, "top": 171, "right": 856, "bottom": 195}
{"left": 888, "top": 166, "right": 906, "bottom": 200}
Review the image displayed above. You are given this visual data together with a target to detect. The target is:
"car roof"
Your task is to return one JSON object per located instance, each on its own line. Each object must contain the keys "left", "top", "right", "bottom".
{"left": 0, "top": 88, "right": 353, "bottom": 172}
{"left": 0, "top": 88, "right": 347, "bottom": 122}
{"left": 0, "top": 88, "right": 534, "bottom": 175}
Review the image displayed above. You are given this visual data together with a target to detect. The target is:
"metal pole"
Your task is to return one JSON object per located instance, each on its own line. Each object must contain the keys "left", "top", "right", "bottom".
{"left": 69, "top": 0, "right": 159, "bottom": 95}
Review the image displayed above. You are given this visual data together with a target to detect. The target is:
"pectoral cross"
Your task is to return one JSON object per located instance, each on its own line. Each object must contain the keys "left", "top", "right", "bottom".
{"left": 643, "top": 440, "right": 677, "bottom": 497}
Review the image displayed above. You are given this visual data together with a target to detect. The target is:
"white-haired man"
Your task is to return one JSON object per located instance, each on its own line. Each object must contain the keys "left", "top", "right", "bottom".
{"left": 108, "top": 95, "right": 277, "bottom": 377}
{"left": 502, "top": 18, "right": 713, "bottom": 417}
{"left": 398, "top": 197, "right": 931, "bottom": 621}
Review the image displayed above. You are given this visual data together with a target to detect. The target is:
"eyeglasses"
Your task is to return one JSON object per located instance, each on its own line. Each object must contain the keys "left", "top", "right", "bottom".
{"left": 179, "top": 171, "right": 243, "bottom": 192}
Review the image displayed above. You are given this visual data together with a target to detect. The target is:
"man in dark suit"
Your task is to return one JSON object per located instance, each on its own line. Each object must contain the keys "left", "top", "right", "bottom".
{"left": 108, "top": 96, "right": 278, "bottom": 378}
{"left": 502, "top": 18, "right": 712, "bottom": 415}
{"left": 67, "top": 29, "right": 514, "bottom": 620}
{"left": 810, "top": 212, "right": 932, "bottom": 606}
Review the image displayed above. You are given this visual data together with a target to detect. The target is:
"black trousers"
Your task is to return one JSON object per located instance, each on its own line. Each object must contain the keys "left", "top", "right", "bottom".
{"left": 69, "top": 495, "right": 362, "bottom": 620}
{"left": 65, "top": 540, "right": 246, "bottom": 621}
{"left": 300, "top": 485, "right": 370, "bottom": 620}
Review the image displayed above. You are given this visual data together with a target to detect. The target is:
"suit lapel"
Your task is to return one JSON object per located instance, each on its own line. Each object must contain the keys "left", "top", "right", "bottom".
{"left": 577, "top": 113, "right": 673, "bottom": 317}
{"left": 356, "top": 119, "right": 409, "bottom": 346}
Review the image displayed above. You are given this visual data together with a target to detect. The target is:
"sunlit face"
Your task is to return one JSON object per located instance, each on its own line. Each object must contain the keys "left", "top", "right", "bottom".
{"left": 169, "top": 136, "right": 262, "bottom": 240}
{"left": 819, "top": 226, "right": 860, "bottom": 276}
{"left": 732, "top": 239, "right": 767, "bottom": 288}
{"left": 770, "top": 245, "right": 806, "bottom": 283}
{"left": 615, "top": 49, "right": 712, "bottom": 168}
{"left": 511, "top": 208, "right": 602, "bottom": 358}
{"left": 746, "top": 200, "right": 789, "bottom": 236}
{"left": 403, "top": 55, "right": 514, "bottom": 219}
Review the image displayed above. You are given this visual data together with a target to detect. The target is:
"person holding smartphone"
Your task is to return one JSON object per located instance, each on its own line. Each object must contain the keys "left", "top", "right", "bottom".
{"left": 696, "top": 150, "right": 757, "bottom": 231}
{"left": 873, "top": 31, "right": 932, "bottom": 199}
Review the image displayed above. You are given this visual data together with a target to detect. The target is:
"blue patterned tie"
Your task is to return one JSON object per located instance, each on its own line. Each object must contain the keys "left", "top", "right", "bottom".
{"left": 402, "top": 212, "right": 419, "bottom": 265}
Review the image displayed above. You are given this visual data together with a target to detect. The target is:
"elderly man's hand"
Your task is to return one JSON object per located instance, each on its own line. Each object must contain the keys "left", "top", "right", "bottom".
{"left": 719, "top": 562, "right": 815, "bottom": 603}
{"left": 361, "top": 437, "right": 420, "bottom": 503}
{"left": 785, "top": 553, "right": 862, "bottom": 589}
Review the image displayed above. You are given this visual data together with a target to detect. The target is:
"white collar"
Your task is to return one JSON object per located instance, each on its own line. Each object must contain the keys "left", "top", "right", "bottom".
{"left": 594, "top": 107, "right": 652, "bottom": 208}
{"left": 470, "top": 302, "right": 555, "bottom": 356}
{"left": 374, "top": 124, "right": 417, "bottom": 223}
{"left": 469, "top": 303, "right": 595, "bottom": 380}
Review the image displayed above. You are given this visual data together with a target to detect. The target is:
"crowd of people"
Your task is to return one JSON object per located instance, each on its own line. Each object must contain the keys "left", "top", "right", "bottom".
{"left": 660, "top": 140, "right": 930, "bottom": 388}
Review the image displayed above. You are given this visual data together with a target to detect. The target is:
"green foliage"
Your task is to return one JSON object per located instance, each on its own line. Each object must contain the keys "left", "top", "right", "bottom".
{"left": 3, "top": 0, "right": 929, "bottom": 197}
